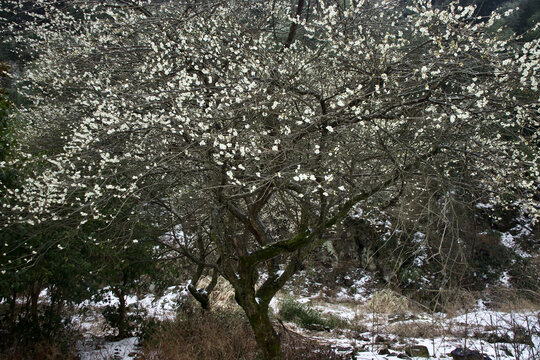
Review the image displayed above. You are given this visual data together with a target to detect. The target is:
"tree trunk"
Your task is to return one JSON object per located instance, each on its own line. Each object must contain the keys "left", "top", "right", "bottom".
{"left": 30, "top": 282, "right": 40, "bottom": 326}
{"left": 187, "top": 284, "right": 210, "bottom": 310}
{"left": 9, "top": 290, "right": 17, "bottom": 336}
{"left": 187, "top": 267, "right": 218, "bottom": 311}
{"left": 114, "top": 288, "right": 128, "bottom": 338}
{"left": 9, "top": 290, "right": 17, "bottom": 326}
{"left": 239, "top": 296, "right": 281, "bottom": 360}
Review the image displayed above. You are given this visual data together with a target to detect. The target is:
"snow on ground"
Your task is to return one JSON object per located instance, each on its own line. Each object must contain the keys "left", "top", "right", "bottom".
{"left": 74, "top": 285, "right": 185, "bottom": 335}
{"left": 274, "top": 291, "right": 539, "bottom": 359}
{"left": 78, "top": 337, "right": 139, "bottom": 360}
{"left": 313, "top": 302, "right": 358, "bottom": 321}
{"left": 71, "top": 280, "right": 539, "bottom": 360}
{"left": 73, "top": 285, "right": 187, "bottom": 359}
{"left": 134, "top": 285, "right": 187, "bottom": 319}
{"left": 78, "top": 285, "right": 186, "bottom": 322}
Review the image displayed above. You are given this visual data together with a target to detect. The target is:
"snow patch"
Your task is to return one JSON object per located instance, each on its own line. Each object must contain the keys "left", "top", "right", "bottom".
{"left": 78, "top": 337, "right": 138, "bottom": 360}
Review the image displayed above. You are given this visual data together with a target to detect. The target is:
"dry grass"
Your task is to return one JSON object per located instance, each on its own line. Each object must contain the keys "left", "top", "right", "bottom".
{"left": 196, "top": 276, "right": 239, "bottom": 310}
{"left": 199, "top": 276, "right": 239, "bottom": 310}
{"left": 140, "top": 312, "right": 258, "bottom": 360}
{"left": 386, "top": 320, "right": 447, "bottom": 339}
{"left": 431, "top": 287, "right": 540, "bottom": 315}
{"left": 487, "top": 287, "right": 540, "bottom": 312}
{"left": 140, "top": 310, "right": 352, "bottom": 360}
{"left": 437, "top": 289, "right": 478, "bottom": 316}
{"left": 364, "top": 289, "right": 409, "bottom": 314}
{"left": 280, "top": 328, "right": 351, "bottom": 360}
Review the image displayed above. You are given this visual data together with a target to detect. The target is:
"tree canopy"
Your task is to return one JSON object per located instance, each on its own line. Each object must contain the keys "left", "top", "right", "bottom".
{"left": 1, "top": 0, "right": 539, "bottom": 358}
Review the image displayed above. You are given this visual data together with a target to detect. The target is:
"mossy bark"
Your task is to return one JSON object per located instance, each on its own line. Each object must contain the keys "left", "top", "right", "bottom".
{"left": 233, "top": 263, "right": 282, "bottom": 360}
{"left": 242, "top": 298, "right": 281, "bottom": 360}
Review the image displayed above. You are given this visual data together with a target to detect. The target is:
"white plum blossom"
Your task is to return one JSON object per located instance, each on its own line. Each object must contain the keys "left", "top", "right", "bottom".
{"left": 0, "top": 3, "right": 538, "bottom": 346}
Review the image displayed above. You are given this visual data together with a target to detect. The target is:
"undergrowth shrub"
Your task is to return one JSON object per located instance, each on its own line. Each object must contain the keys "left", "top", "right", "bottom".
{"left": 140, "top": 311, "right": 258, "bottom": 360}
{"left": 0, "top": 308, "right": 79, "bottom": 360}
{"left": 141, "top": 309, "right": 350, "bottom": 360}
{"left": 102, "top": 303, "right": 148, "bottom": 338}
{"left": 0, "top": 330, "right": 78, "bottom": 360}
{"left": 0, "top": 340, "right": 78, "bottom": 360}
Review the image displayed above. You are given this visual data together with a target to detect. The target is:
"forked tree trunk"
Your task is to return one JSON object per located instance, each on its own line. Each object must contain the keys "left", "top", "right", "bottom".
{"left": 237, "top": 295, "right": 281, "bottom": 360}
{"left": 187, "top": 266, "right": 219, "bottom": 311}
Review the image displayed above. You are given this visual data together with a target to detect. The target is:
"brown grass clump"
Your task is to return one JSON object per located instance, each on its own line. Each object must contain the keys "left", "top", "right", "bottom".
{"left": 386, "top": 320, "right": 446, "bottom": 339}
{"left": 140, "top": 311, "right": 258, "bottom": 360}
{"left": 487, "top": 287, "right": 540, "bottom": 312}
{"left": 438, "top": 289, "right": 478, "bottom": 316}
{"left": 364, "top": 289, "right": 409, "bottom": 314}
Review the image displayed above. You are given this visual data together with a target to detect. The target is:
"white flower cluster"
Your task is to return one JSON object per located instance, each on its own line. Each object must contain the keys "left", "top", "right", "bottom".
{"left": 1, "top": 0, "right": 538, "bottom": 246}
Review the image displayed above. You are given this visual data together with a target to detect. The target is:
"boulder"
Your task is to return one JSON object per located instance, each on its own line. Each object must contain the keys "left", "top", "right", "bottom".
{"left": 450, "top": 348, "right": 492, "bottom": 360}
{"left": 405, "top": 345, "right": 430, "bottom": 358}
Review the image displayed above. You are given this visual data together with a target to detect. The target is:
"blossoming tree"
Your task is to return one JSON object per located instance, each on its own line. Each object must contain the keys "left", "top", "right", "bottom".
{"left": 2, "top": 0, "right": 538, "bottom": 358}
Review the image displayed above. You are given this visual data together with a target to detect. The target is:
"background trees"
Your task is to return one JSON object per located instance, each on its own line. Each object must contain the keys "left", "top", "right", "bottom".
{"left": 1, "top": 0, "right": 538, "bottom": 359}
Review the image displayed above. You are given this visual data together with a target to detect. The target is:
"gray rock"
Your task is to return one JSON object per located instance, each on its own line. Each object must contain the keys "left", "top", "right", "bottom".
{"left": 450, "top": 348, "right": 492, "bottom": 360}
{"left": 405, "top": 345, "right": 430, "bottom": 358}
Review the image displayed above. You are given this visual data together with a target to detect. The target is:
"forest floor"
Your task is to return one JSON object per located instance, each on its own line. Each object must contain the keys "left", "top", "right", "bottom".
{"left": 73, "top": 275, "right": 540, "bottom": 360}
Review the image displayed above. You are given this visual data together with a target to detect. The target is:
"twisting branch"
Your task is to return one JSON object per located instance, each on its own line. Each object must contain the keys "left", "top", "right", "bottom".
{"left": 241, "top": 147, "right": 440, "bottom": 269}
